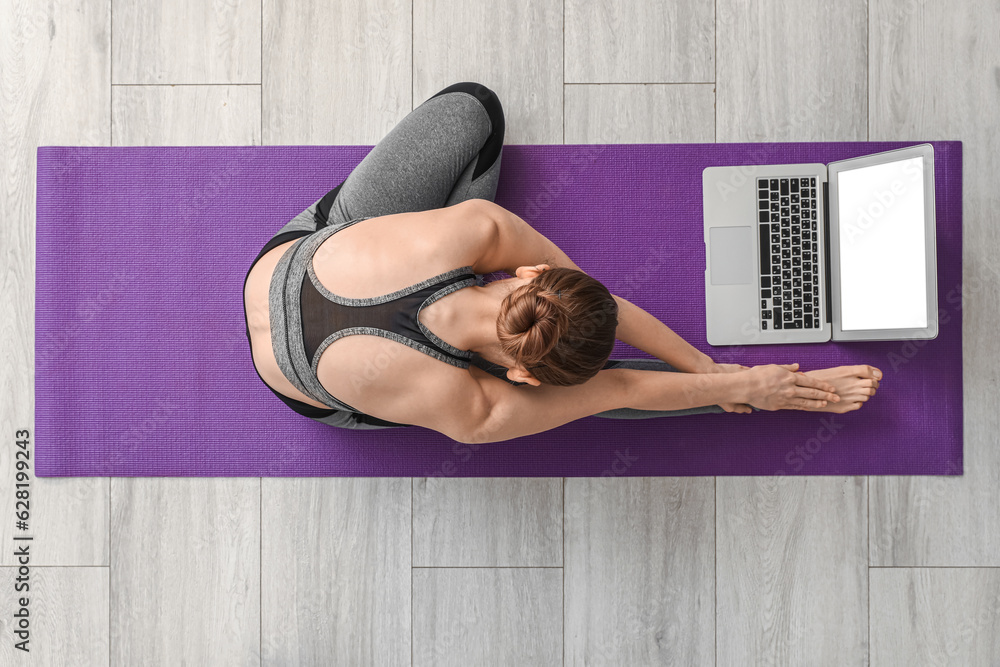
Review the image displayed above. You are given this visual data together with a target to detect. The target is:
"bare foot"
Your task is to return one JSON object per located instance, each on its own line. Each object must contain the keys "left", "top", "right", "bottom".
{"left": 799, "top": 364, "right": 882, "bottom": 413}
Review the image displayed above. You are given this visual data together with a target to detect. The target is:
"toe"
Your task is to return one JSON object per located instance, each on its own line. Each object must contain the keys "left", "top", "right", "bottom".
{"left": 855, "top": 365, "right": 882, "bottom": 380}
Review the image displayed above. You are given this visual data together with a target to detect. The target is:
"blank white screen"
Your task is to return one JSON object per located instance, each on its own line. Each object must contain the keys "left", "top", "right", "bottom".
{"left": 837, "top": 157, "right": 928, "bottom": 330}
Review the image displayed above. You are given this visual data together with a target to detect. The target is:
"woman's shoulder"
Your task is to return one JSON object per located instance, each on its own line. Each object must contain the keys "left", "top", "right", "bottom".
{"left": 318, "top": 201, "right": 496, "bottom": 276}
{"left": 316, "top": 334, "right": 487, "bottom": 439}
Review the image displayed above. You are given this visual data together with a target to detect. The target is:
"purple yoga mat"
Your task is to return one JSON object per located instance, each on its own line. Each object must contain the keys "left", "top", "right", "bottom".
{"left": 35, "top": 142, "right": 963, "bottom": 477}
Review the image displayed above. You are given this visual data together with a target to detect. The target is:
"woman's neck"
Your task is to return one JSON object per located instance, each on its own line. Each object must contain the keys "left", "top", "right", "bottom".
{"left": 425, "top": 277, "right": 522, "bottom": 368}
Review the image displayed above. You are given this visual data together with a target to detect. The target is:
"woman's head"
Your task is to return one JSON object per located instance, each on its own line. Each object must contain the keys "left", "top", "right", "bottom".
{"left": 496, "top": 265, "right": 618, "bottom": 386}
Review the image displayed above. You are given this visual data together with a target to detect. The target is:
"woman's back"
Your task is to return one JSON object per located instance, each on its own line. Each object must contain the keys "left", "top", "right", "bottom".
{"left": 244, "top": 202, "right": 493, "bottom": 423}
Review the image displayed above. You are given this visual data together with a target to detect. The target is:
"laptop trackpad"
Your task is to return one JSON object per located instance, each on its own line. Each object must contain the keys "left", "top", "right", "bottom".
{"left": 709, "top": 226, "right": 754, "bottom": 285}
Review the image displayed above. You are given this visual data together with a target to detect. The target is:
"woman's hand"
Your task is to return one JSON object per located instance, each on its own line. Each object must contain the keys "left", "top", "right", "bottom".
{"left": 743, "top": 363, "right": 840, "bottom": 411}
{"left": 702, "top": 362, "right": 754, "bottom": 414}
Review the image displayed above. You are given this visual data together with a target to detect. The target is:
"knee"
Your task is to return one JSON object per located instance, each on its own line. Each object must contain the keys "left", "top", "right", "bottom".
{"left": 431, "top": 82, "right": 504, "bottom": 181}
{"left": 432, "top": 82, "right": 503, "bottom": 118}
{"left": 431, "top": 82, "right": 504, "bottom": 140}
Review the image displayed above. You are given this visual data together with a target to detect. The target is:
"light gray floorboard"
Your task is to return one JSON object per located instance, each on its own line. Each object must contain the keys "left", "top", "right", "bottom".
{"left": 112, "top": 85, "right": 262, "bottom": 146}
{"left": 717, "top": 477, "right": 868, "bottom": 665}
{"left": 412, "top": 567, "right": 562, "bottom": 667}
{"left": 110, "top": 478, "right": 259, "bottom": 666}
{"left": 413, "top": 478, "right": 562, "bottom": 567}
{"left": 112, "top": 0, "right": 261, "bottom": 84}
{"left": 868, "top": 0, "right": 1000, "bottom": 567}
{"left": 1, "top": 0, "right": 110, "bottom": 567}
{"left": 716, "top": 0, "right": 868, "bottom": 665}
{"left": 564, "top": 0, "right": 714, "bottom": 84}
{"left": 0, "top": 567, "right": 108, "bottom": 666}
{"left": 262, "top": 0, "right": 410, "bottom": 144}
{"left": 263, "top": 479, "right": 410, "bottom": 666}
{"left": 108, "top": 69, "right": 262, "bottom": 667}
{"left": 260, "top": 9, "right": 414, "bottom": 662}
{"left": 713, "top": 2, "right": 872, "bottom": 661}
{"left": 716, "top": 0, "right": 868, "bottom": 141}
{"left": 564, "top": 83, "right": 716, "bottom": 143}
{"left": 870, "top": 568, "right": 1000, "bottom": 667}
{"left": 413, "top": 0, "right": 562, "bottom": 600}
{"left": 564, "top": 478, "right": 714, "bottom": 666}
{"left": 261, "top": 11, "right": 412, "bottom": 665}
{"left": 413, "top": 0, "right": 563, "bottom": 143}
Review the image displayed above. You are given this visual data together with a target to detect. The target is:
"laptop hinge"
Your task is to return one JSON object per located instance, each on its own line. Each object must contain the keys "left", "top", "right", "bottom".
{"left": 822, "top": 181, "right": 833, "bottom": 325}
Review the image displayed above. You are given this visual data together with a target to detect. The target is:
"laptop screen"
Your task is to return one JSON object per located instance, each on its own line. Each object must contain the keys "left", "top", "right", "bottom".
{"left": 836, "top": 156, "right": 928, "bottom": 330}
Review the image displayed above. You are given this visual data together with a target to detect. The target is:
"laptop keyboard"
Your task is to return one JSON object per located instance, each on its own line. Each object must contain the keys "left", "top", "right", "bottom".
{"left": 757, "top": 177, "right": 822, "bottom": 330}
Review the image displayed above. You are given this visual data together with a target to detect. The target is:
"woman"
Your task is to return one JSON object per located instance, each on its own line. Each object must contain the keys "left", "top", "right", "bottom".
{"left": 243, "top": 82, "right": 881, "bottom": 443}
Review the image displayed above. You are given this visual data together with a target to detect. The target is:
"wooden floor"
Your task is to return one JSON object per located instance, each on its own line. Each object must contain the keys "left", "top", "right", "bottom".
{"left": 1, "top": 0, "right": 998, "bottom": 665}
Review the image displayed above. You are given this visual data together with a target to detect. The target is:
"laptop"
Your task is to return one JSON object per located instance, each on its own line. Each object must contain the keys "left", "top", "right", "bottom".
{"left": 702, "top": 144, "right": 938, "bottom": 345}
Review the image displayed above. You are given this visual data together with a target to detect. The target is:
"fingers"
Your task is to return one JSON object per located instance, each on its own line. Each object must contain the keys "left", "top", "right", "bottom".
{"left": 799, "top": 386, "right": 840, "bottom": 402}
{"left": 795, "top": 398, "right": 828, "bottom": 409}
{"left": 793, "top": 371, "right": 837, "bottom": 395}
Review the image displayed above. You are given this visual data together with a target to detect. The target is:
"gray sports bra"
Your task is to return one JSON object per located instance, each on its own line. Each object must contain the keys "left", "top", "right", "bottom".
{"left": 268, "top": 217, "right": 481, "bottom": 412}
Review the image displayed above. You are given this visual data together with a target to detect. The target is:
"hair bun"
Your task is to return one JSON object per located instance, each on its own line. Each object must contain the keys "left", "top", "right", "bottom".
{"left": 496, "top": 267, "right": 619, "bottom": 386}
{"left": 497, "top": 284, "right": 569, "bottom": 364}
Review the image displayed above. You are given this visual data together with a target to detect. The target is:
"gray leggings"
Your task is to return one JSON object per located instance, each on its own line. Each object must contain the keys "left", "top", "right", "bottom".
{"left": 269, "top": 81, "right": 737, "bottom": 424}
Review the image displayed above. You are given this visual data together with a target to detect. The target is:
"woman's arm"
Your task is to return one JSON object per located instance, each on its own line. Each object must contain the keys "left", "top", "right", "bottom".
{"left": 476, "top": 200, "right": 716, "bottom": 372}
{"left": 382, "top": 344, "right": 837, "bottom": 443}
{"left": 609, "top": 295, "right": 714, "bottom": 372}
{"left": 372, "top": 340, "right": 745, "bottom": 443}
{"left": 467, "top": 364, "right": 750, "bottom": 444}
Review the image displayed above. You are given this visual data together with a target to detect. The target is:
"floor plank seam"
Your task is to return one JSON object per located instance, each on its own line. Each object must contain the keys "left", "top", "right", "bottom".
{"left": 111, "top": 83, "right": 262, "bottom": 86}
{"left": 563, "top": 81, "right": 717, "bottom": 85}
{"left": 411, "top": 566, "right": 565, "bottom": 569}
{"left": 870, "top": 566, "right": 1000, "bottom": 569}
